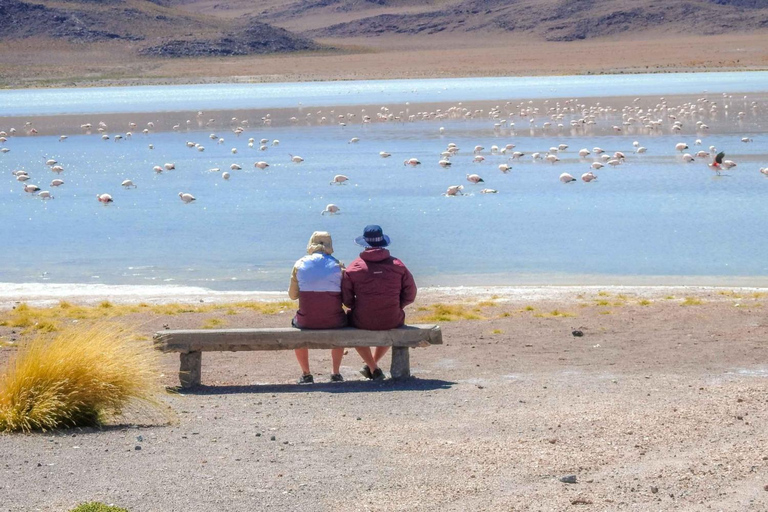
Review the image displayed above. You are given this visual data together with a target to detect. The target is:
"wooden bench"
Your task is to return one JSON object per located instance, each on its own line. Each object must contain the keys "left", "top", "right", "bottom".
{"left": 153, "top": 325, "right": 442, "bottom": 388}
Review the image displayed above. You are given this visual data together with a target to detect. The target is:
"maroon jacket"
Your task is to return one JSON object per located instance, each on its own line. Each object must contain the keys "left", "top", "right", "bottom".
{"left": 341, "top": 248, "right": 417, "bottom": 330}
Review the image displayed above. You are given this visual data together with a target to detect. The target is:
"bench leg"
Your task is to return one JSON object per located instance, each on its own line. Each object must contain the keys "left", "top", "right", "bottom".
{"left": 390, "top": 347, "right": 410, "bottom": 380}
{"left": 179, "top": 351, "right": 202, "bottom": 388}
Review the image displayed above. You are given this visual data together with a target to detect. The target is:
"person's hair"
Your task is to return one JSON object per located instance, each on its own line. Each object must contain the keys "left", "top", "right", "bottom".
{"left": 306, "top": 231, "right": 334, "bottom": 255}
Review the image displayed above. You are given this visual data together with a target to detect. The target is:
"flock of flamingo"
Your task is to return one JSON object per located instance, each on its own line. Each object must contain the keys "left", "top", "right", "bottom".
{"left": 2, "top": 93, "right": 765, "bottom": 215}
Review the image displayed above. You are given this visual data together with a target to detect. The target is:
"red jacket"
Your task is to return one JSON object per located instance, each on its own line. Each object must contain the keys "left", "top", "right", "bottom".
{"left": 342, "top": 248, "right": 417, "bottom": 330}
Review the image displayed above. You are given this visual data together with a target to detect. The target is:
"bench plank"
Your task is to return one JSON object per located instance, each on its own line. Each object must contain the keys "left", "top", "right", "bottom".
{"left": 154, "top": 325, "right": 442, "bottom": 353}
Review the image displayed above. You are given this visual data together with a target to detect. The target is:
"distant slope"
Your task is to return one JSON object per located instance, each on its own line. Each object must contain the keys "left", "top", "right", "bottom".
{"left": 301, "top": 0, "right": 768, "bottom": 41}
{"left": 168, "top": 0, "right": 768, "bottom": 41}
{"left": 0, "top": 0, "right": 321, "bottom": 56}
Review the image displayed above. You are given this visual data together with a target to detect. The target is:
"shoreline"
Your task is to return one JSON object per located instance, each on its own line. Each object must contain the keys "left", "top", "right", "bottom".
{"left": 4, "top": 65, "right": 768, "bottom": 92}
{"left": 2, "top": 281, "right": 767, "bottom": 309}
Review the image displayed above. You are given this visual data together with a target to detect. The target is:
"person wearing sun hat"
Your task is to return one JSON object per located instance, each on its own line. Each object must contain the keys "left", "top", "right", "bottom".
{"left": 289, "top": 231, "right": 347, "bottom": 384}
{"left": 342, "top": 225, "right": 417, "bottom": 380}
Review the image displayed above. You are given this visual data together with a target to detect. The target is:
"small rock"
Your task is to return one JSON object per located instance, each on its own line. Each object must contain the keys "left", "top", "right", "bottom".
{"left": 255, "top": 433, "right": 261, "bottom": 437}
{"left": 764, "top": 484, "right": 768, "bottom": 491}
{"left": 134, "top": 445, "right": 141, "bottom": 451}
{"left": 572, "top": 330, "right": 584, "bottom": 337}
{"left": 651, "top": 486, "right": 659, "bottom": 494}
{"left": 270, "top": 436, "right": 276, "bottom": 441}
{"left": 560, "top": 475, "right": 578, "bottom": 484}
{"left": 571, "top": 498, "right": 592, "bottom": 505}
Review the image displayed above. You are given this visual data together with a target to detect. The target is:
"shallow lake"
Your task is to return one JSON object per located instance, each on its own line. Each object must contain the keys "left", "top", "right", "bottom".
{"left": 1, "top": 72, "right": 767, "bottom": 293}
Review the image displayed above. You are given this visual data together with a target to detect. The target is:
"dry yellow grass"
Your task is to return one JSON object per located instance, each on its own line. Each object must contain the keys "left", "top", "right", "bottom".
{"left": 0, "top": 300, "right": 296, "bottom": 333}
{"left": 533, "top": 309, "right": 576, "bottom": 318}
{"left": 0, "top": 323, "right": 161, "bottom": 433}
{"left": 412, "top": 303, "right": 484, "bottom": 322}
{"left": 681, "top": 297, "right": 704, "bottom": 306}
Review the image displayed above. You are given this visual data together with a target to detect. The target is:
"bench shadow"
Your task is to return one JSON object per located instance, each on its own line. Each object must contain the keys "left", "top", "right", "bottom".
{"left": 179, "top": 377, "right": 455, "bottom": 395}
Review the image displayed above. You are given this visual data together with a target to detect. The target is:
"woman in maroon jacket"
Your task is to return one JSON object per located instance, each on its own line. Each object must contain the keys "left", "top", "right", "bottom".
{"left": 342, "top": 225, "right": 417, "bottom": 380}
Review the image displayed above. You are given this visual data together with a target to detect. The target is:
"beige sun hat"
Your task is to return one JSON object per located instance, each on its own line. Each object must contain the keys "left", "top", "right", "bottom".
{"left": 306, "top": 231, "right": 334, "bottom": 255}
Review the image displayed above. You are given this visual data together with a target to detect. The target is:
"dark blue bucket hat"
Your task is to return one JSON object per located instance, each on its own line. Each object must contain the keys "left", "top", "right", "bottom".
{"left": 355, "top": 224, "right": 390, "bottom": 248}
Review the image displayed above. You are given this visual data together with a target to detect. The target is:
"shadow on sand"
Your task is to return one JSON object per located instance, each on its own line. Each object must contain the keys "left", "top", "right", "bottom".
{"left": 177, "top": 377, "right": 455, "bottom": 396}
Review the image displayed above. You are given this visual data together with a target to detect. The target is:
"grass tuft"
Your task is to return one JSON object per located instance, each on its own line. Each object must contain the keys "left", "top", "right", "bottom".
{"left": 681, "top": 297, "right": 704, "bottom": 306}
{"left": 412, "top": 303, "right": 483, "bottom": 322}
{"left": 0, "top": 323, "right": 161, "bottom": 433}
{"left": 69, "top": 503, "right": 129, "bottom": 512}
{"left": 201, "top": 318, "right": 225, "bottom": 329}
{"left": 491, "top": 329, "right": 503, "bottom": 334}
{"left": 534, "top": 309, "right": 576, "bottom": 318}
{"left": 638, "top": 299, "right": 652, "bottom": 306}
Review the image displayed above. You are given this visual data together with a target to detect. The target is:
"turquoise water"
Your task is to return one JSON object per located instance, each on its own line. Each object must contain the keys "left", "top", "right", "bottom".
{"left": 2, "top": 72, "right": 768, "bottom": 116}
{"left": 1, "top": 74, "right": 767, "bottom": 291}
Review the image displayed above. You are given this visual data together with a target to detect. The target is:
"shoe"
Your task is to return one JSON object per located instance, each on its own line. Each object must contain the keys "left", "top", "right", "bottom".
{"left": 371, "top": 368, "right": 385, "bottom": 381}
{"left": 297, "top": 374, "right": 314, "bottom": 384}
{"left": 330, "top": 373, "right": 344, "bottom": 382}
{"left": 359, "top": 365, "right": 373, "bottom": 380}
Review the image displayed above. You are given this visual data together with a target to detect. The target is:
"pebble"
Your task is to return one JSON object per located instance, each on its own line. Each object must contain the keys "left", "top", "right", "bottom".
{"left": 560, "top": 475, "right": 578, "bottom": 484}
{"left": 270, "top": 436, "right": 276, "bottom": 441}
{"left": 651, "top": 486, "right": 659, "bottom": 494}
{"left": 134, "top": 446, "right": 142, "bottom": 451}
{"left": 572, "top": 330, "right": 584, "bottom": 337}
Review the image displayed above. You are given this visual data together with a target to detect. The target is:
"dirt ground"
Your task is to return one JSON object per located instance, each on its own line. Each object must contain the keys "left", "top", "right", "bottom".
{"left": 1, "top": 287, "right": 767, "bottom": 511}
{"left": 1, "top": 33, "right": 766, "bottom": 88}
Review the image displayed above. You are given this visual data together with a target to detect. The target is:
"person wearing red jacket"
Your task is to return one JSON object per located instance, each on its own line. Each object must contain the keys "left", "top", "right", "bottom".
{"left": 342, "top": 225, "right": 417, "bottom": 380}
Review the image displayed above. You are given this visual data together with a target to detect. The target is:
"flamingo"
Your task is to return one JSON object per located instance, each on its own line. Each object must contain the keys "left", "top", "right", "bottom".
{"left": 559, "top": 173, "right": 576, "bottom": 183}
{"left": 438, "top": 159, "right": 452, "bottom": 168}
{"left": 404, "top": 158, "right": 421, "bottom": 167}
{"left": 222, "top": 172, "right": 231, "bottom": 180}
{"left": 581, "top": 172, "right": 597, "bottom": 182}
{"left": 51, "top": 179, "right": 64, "bottom": 187}
{"left": 498, "top": 164, "right": 511, "bottom": 173}
{"left": 349, "top": 137, "right": 360, "bottom": 144}
{"left": 290, "top": 155, "right": 304, "bottom": 163}
{"left": 682, "top": 153, "right": 695, "bottom": 163}
{"left": 230, "top": 164, "right": 242, "bottom": 170}
{"left": 39, "top": 191, "right": 53, "bottom": 200}
{"left": 322, "top": 204, "right": 340, "bottom": 215}
{"left": 179, "top": 192, "right": 196, "bottom": 204}
{"left": 709, "top": 152, "right": 726, "bottom": 174}
{"left": 16, "top": 175, "right": 30, "bottom": 182}
{"left": 330, "top": 175, "right": 349, "bottom": 185}
{"left": 380, "top": 151, "right": 391, "bottom": 158}
{"left": 473, "top": 155, "right": 485, "bottom": 163}
{"left": 164, "top": 163, "right": 175, "bottom": 170}
{"left": 97, "top": 193, "right": 113, "bottom": 204}
{"left": 591, "top": 162, "right": 604, "bottom": 170}
{"left": 24, "top": 184, "right": 40, "bottom": 194}
{"left": 51, "top": 166, "right": 64, "bottom": 174}
{"left": 466, "top": 174, "right": 484, "bottom": 184}
{"left": 444, "top": 185, "right": 464, "bottom": 196}
{"left": 122, "top": 180, "right": 137, "bottom": 189}
{"left": 578, "top": 148, "right": 591, "bottom": 157}
{"left": 675, "top": 142, "right": 688, "bottom": 152}
{"left": 254, "top": 161, "right": 269, "bottom": 169}
{"left": 760, "top": 168, "right": 768, "bottom": 176}
{"left": 545, "top": 154, "right": 560, "bottom": 164}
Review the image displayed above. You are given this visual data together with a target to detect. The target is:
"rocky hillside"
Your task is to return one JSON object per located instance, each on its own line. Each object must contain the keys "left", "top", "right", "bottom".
{"left": 0, "top": 0, "right": 320, "bottom": 56}
{"left": 295, "top": 0, "right": 768, "bottom": 41}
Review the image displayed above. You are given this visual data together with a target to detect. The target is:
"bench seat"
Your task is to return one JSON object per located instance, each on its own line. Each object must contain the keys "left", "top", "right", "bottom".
{"left": 154, "top": 325, "right": 442, "bottom": 388}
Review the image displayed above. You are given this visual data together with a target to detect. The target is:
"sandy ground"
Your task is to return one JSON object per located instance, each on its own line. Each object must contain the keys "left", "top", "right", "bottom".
{"left": 1, "top": 287, "right": 767, "bottom": 511}
{"left": 0, "top": 33, "right": 766, "bottom": 89}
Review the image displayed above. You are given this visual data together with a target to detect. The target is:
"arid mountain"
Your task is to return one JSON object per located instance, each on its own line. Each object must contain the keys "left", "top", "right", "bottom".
{"left": 170, "top": 0, "right": 768, "bottom": 41}
{"left": 298, "top": 0, "right": 768, "bottom": 41}
{"left": 0, "top": 0, "right": 319, "bottom": 55}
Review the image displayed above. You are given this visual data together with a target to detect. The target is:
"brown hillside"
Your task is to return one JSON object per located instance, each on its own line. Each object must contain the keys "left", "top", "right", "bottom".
{"left": 0, "top": 0, "right": 320, "bottom": 55}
